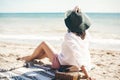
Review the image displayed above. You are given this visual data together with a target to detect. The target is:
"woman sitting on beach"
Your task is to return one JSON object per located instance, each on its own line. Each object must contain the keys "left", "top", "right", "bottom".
{"left": 17, "top": 6, "right": 95, "bottom": 80}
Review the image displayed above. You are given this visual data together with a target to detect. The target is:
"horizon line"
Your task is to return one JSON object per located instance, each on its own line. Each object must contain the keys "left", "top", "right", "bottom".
{"left": 0, "top": 12, "right": 120, "bottom": 14}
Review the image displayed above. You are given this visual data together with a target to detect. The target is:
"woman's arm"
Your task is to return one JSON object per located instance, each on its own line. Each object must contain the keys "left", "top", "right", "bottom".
{"left": 81, "top": 65, "right": 95, "bottom": 80}
{"left": 81, "top": 65, "right": 89, "bottom": 78}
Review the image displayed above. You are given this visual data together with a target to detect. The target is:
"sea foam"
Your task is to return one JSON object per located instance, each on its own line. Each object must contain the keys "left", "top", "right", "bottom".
{"left": 0, "top": 34, "right": 120, "bottom": 51}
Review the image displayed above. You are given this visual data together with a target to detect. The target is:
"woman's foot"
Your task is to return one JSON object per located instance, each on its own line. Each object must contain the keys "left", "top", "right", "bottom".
{"left": 16, "top": 56, "right": 31, "bottom": 62}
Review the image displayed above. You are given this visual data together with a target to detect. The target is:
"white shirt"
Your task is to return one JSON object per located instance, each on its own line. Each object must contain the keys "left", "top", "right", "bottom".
{"left": 58, "top": 31, "right": 92, "bottom": 71}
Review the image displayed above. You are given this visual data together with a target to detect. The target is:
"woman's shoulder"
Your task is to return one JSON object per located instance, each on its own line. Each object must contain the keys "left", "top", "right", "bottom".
{"left": 65, "top": 32, "right": 78, "bottom": 40}
{"left": 85, "top": 30, "right": 92, "bottom": 40}
{"left": 64, "top": 32, "right": 82, "bottom": 44}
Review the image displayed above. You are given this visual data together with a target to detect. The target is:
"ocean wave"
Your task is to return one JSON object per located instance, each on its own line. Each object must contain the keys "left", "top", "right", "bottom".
{"left": 90, "top": 38, "right": 120, "bottom": 51}
{"left": 0, "top": 34, "right": 120, "bottom": 43}
{"left": 91, "top": 38, "right": 120, "bottom": 45}
{"left": 0, "top": 34, "right": 63, "bottom": 40}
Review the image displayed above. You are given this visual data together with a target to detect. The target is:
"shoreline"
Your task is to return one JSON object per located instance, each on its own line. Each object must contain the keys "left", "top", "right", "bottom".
{"left": 0, "top": 35, "right": 120, "bottom": 51}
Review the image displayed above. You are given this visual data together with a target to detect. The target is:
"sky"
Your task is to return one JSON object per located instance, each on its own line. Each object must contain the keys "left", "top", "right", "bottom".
{"left": 0, "top": 0, "right": 120, "bottom": 13}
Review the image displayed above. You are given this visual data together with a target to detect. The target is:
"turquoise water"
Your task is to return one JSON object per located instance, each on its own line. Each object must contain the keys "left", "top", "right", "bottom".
{"left": 0, "top": 13, "right": 120, "bottom": 38}
{"left": 0, "top": 13, "right": 64, "bottom": 18}
{"left": 0, "top": 13, "right": 120, "bottom": 50}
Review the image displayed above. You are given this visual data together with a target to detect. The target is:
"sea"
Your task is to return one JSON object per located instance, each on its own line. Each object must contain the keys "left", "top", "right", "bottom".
{"left": 0, "top": 13, "right": 120, "bottom": 51}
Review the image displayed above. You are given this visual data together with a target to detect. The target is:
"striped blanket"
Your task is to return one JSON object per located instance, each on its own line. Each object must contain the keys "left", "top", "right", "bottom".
{"left": 0, "top": 62, "right": 56, "bottom": 80}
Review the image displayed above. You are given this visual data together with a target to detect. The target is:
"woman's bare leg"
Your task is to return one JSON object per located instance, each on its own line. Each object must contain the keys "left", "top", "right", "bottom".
{"left": 18, "top": 41, "right": 57, "bottom": 62}
{"left": 18, "top": 50, "right": 45, "bottom": 62}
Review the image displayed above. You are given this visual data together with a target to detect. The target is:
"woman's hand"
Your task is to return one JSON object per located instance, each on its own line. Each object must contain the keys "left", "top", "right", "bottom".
{"left": 73, "top": 6, "right": 80, "bottom": 12}
{"left": 81, "top": 65, "right": 96, "bottom": 80}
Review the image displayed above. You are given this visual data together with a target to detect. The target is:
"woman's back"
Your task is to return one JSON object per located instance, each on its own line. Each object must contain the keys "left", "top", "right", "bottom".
{"left": 58, "top": 31, "right": 92, "bottom": 71}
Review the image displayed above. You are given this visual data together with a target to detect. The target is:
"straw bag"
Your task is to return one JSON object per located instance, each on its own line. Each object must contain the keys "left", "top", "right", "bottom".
{"left": 54, "top": 65, "right": 81, "bottom": 80}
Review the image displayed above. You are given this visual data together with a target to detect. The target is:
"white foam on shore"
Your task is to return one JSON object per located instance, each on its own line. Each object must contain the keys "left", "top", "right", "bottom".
{"left": 0, "top": 34, "right": 120, "bottom": 51}
{"left": 90, "top": 38, "right": 120, "bottom": 51}
{"left": 0, "top": 34, "right": 63, "bottom": 40}
{"left": 91, "top": 38, "right": 120, "bottom": 45}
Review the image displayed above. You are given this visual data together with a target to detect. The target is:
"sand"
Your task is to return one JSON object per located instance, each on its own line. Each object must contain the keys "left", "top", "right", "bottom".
{"left": 0, "top": 41, "right": 120, "bottom": 80}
